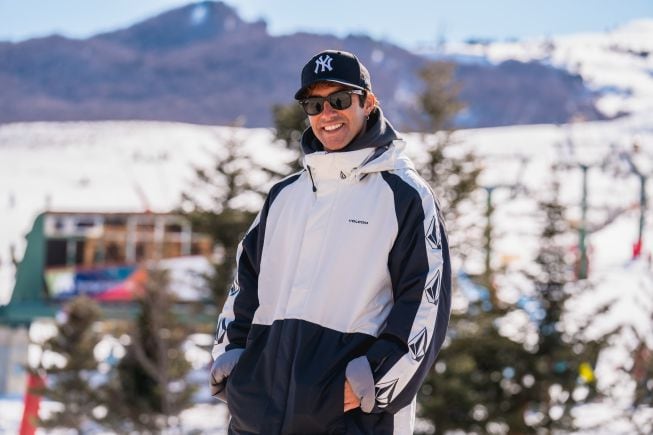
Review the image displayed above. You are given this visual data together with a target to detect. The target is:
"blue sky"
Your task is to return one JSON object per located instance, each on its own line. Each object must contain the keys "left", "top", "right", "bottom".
{"left": 1, "top": 0, "right": 652, "bottom": 49}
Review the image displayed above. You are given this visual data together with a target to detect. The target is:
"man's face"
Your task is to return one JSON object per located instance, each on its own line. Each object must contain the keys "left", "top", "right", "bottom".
{"left": 306, "top": 83, "right": 373, "bottom": 152}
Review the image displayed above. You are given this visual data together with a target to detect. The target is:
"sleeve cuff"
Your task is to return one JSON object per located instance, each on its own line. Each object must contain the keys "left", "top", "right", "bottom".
{"left": 346, "top": 356, "right": 376, "bottom": 413}
{"left": 210, "top": 348, "right": 244, "bottom": 401}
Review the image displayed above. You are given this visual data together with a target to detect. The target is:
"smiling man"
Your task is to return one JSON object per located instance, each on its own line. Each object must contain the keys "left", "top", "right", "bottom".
{"left": 210, "top": 49, "right": 452, "bottom": 434}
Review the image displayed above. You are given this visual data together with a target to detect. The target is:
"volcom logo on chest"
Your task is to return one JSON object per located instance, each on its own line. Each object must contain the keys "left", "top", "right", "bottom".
{"left": 348, "top": 218, "right": 369, "bottom": 225}
{"left": 314, "top": 55, "right": 334, "bottom": 74}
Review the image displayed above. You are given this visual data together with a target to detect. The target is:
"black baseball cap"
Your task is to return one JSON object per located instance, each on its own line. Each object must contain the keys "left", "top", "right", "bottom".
{"left": 294, "top": 50, "right": 372, "bottom": 100}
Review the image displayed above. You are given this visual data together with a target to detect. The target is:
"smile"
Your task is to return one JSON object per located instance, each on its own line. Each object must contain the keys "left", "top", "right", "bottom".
{"left": 323, "top": 123, "right": 343, "bottom": 132}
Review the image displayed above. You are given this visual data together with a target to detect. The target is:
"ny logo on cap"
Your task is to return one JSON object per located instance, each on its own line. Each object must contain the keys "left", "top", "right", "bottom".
{"left": 314, "top": 55, "right": 334, "bottom": 74}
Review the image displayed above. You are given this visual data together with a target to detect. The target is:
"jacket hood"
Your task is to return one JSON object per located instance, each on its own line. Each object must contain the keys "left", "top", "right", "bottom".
{"left": 303, "top": 138, "right": 414, "bottom": 191}
{"left": 300, "top": 107, "right": 400, "bottom": 155}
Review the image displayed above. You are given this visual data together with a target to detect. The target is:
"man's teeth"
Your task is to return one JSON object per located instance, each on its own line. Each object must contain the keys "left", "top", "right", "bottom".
{"left": 324, "top": 124, "right": 343, "bottom": 132}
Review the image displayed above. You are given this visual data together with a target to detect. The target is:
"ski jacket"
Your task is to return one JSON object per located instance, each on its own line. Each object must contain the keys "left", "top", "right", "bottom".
{"left": 211, "top": 111, "right": 452, "bottom": 434}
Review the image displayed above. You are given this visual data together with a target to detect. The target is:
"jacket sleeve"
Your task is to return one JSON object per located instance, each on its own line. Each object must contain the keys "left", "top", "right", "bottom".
{"left": 209, "top": 209, "right": 264, "bottom": 399}
{"left": 360, "top": 171, "right": 452, "bottom": 414}
{"left": 209, "top": 172, "right": 302, "bottom": 399}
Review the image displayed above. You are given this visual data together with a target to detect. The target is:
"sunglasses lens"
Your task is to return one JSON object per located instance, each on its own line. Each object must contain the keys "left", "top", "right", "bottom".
{"left": 328, "top": 91, "right": 352, "bottom": 110}
{"left": 301, "top": 90, "right": 358, "bottom": 115}
{"left": 301, "top": 98, "right": 323, "bottom": 116}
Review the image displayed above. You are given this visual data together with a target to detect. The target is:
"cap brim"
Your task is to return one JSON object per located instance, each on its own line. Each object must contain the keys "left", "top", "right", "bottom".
{"left": 294, "top": 79, "right": 367, "bottom": 100}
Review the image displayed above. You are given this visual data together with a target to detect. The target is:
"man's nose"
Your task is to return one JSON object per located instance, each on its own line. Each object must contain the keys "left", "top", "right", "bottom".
{"left": 321, "top": 100, "right": 337, "bottom": 115}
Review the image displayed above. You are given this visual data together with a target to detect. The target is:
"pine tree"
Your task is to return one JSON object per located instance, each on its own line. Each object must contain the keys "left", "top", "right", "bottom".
{"left": 418, "top": 176, "right": 605, "bottom": 433}
{"left": 417, "top": 295, "right": 535, "bottom": 434}
{"left": 416, "top": 59, "right": 520, "bottom": 434}
{"left": 104, "top": 268, "right": 195, "bottom": 433}
{"left": 518, "top": 177, "right": 604, "bottom": 431}
{"left": 181, "top": 128, "right": 288, "bottom": 306}
{"left": 418, "top": 61, "right": 465, "bottom": 133}
{"left": 271, "top": 102, "right": 307, "bottom": 173}
{"left": 32, "top": 296, "right": 106, "bottom": 433}
{"left": 416, "top": 60, "right": 483, "bottom": 264}
{"left": 415, "top": 63, "right": 605, "bottom": 432}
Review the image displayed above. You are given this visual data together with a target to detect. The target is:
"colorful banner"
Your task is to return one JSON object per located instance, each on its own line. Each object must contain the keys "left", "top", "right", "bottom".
{"left": 45, "top": 265, "right": 144, "bottom": 301}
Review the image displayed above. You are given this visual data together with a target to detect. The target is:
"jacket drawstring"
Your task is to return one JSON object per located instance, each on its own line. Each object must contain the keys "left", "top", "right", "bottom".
{"left": 306, "top": 166, "right": 317, "bottom": 192}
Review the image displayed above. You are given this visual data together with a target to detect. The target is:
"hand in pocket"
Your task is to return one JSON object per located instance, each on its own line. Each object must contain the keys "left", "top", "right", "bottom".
{"left": 344, "top": 380, "right": 361, "bottom": 412}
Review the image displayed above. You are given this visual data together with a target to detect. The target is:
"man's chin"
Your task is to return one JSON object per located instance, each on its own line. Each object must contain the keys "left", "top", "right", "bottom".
{"left": 322, "top": 137, "right": 350, "bottom": 151}
{"left": 324, "top": 144, "right": 347, "bottom": 152}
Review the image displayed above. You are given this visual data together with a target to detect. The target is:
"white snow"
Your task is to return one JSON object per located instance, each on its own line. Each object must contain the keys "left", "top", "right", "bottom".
{"left": 190, "top": 2, "right": 209, "bottom": 26}
{"left": 0, "top": 397, "right": 230, "bottom": 434}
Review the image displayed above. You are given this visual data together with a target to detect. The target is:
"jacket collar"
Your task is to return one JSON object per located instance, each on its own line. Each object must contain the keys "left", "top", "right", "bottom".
{"left": 303, "top": 140, "right": 414, "bottom": 184}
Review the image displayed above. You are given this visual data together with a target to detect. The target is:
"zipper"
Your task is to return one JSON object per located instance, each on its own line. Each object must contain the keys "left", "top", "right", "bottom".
{"left": 306, "top": 166, "right": 317, "bottom": 192}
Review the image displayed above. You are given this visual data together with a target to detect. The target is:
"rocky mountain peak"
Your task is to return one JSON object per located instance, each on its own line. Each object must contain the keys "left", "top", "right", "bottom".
{"left": 94, "top": 1, "right": 267, "bottom": 51}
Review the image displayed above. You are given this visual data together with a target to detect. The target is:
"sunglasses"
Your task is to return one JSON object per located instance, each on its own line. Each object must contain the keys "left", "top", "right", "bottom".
{"left": 299, "top": 89, "right": 365, "bottom": 116}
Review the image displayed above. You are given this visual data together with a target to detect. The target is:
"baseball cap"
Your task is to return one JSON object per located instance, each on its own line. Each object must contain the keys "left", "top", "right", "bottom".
{"left": 294, "top": 50, "right": 372, "bottom": 100}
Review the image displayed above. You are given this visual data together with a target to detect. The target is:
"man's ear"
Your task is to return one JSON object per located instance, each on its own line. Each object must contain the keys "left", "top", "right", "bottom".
{"left": 364, "top": 93, "right": 376, "bottom": 115}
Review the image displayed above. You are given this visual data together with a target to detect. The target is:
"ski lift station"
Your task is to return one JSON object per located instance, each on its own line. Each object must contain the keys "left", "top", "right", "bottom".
{"left": 0, "top": 211, "right": 213, "bottom": 395}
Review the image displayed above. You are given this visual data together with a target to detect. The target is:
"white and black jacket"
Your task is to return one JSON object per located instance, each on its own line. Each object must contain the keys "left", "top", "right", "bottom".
{"left": 211, "top": 109, "right": 452, "bottom": 434}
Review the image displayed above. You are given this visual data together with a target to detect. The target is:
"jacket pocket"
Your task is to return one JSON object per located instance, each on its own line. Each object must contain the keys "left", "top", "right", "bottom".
{"left": 225, "top": 329, "right": 270, "bottom": 434}
{"left": 343, "top": 409, "right": 394, "bottom": 435}
{"left": 281, "top": 367, "right": 346, "bottom": 434}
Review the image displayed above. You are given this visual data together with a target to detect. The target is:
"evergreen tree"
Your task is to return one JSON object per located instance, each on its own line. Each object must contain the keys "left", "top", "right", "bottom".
{"left": 181, "top": 128, "right": 288, "bottom": 306}
{"left": 414, "top": 61, "right": 605, "bottom": 432}
{"left": 271, "top": 102, "right": 307, "bottom": 172}
{"left": 417, "top": 295, "right": 535, "bottom": 434}
{"left": 416, "top": 60, "right": 482, "bottom": 265}
{"left": 104, "top": 268, "right": 195, "bottom": 433}
{"left": 416, "top": 59, "right": 521, "bottom": 434}
{"left": 418, "top": 61, "right": 465, "bottom": 133}
{"left": 32, "top": 296, "right": 106, "bottom": 433}
{"left": 418, "top": 175, "right": 605, "bottom": 433}
{"left": 519, "top": 178, "right": 603, "bottom": 431}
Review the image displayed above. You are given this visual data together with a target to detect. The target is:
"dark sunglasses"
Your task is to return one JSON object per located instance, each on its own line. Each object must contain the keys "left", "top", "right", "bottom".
{"left": 299, "top": 89, "right": 365, "bottom": 116}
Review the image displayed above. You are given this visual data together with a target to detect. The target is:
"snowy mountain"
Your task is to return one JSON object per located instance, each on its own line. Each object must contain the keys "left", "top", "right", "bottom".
{"left": 0, "top": 1, "right": 604, "bottom": 129}
{"left": 437, "top": 19, "right": 653, "bottom": 120}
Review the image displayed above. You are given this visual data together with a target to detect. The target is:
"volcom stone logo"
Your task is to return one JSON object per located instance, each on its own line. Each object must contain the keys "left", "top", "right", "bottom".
{"left": 426, "top": 216, "right": 441, "bottom": 250}
{"left": 216, "top": 317, "right": 228, "bottom": 344}
{"left": 314, "top": 55, "right": 334, "bottom": 74}
{"left": 425, "top": 269, "right": 441, "bottom": 305}
{"left": 375, "top": 378, "right": 399, "bottom": 407}
{"left": 408, "top": 327, "right": 428, "bottom": 362}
